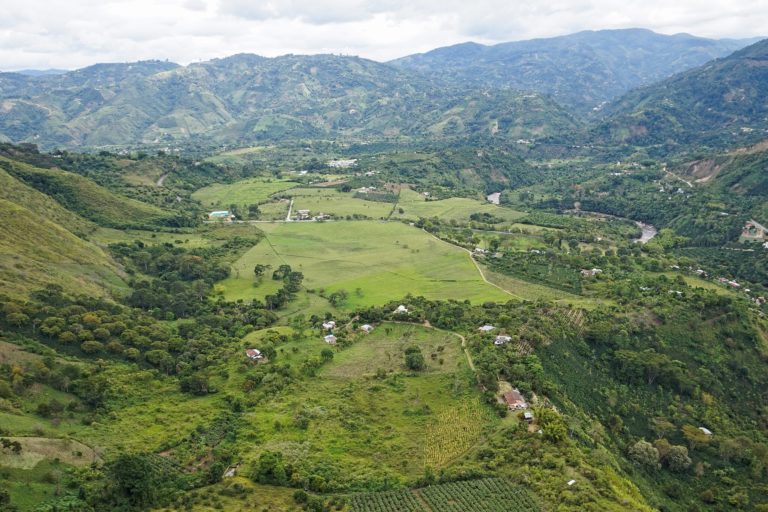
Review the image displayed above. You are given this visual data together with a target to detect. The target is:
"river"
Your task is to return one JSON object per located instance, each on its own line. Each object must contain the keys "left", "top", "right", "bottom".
{"left": 566, "top": 208, "right": 658, "bottom": 244}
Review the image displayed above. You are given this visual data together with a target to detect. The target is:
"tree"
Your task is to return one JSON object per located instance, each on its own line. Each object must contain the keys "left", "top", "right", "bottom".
{"left": 254, "top": 264, "right": 269, "bottom": 278}
{"left": 666, "top": 445, "right": 692, "bottom": 472}
{"left": 629, "top": 440, "right": 660, "bottom": 468}
{"left": 320, "top": 348, "right": 334, "bottom": 362}
{"left": 107, "top": 453, "right": 159, "bottom": 509}
{"left": 404, "top": 346, "right": 425, "bottom": 371}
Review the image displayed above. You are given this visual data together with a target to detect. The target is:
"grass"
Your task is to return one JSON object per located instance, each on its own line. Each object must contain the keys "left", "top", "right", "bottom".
{"left": 0, "top": 437, "right": 97, "bottom": 469}
{"left": 155, "top": 479, "right": 300, "bottom": 512}
{"left": 392, "top": 189, "right": 527, "bottom": 224}
{"left": 323, "top": 323, "right": 465, "bottom": 378}
{"left": 219, "top": 221, "right": 511, "bottom": 308}
{"left": 290, "top": 188, "right": 394, "bottom": 219}
{"left": 0, "top": 198, "right": 128, "bottom": 299}
{"left": 236, "top": 322, "right": 496, "bottom": 483}
{"left": 191, "top": 178, "right": 299, "bottom": 208}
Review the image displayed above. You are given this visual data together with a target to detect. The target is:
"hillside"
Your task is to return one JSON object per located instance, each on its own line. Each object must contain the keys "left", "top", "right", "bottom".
{"left": 391, "top": 29, "right": 758, "bottom": 113}
{"left": 597, "top": 38, "right": 768, "bottom": 151}
{"left": 0, "top": 54, "right": 576, "bottom": 148}
{"left": 0, "top": 156, "right": 177, "bottom": 227}
{"left": 0, "top": 197, "right": 124, "bottom": 298}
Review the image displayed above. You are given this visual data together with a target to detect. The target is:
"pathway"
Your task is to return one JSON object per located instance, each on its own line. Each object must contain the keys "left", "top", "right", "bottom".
{"left": 156, "top": 173, "right": 169, "bottom": 187}
{"left": 285, "top": 199, "right": 294, "bottom": 221}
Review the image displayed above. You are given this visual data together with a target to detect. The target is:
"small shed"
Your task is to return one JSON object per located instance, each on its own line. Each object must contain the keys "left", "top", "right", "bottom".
{"left": 245, "top": 349, "right": 263, "bottom": 360}
{"left": 322, "top": 321, "right": 336, "bottom": 330}
{"left": 494, "top": 335, "right": 512, "bottom": 345}
{"left": 324, "top": 334, "right": 337, "bottom": 345}
{"left": 360, "top": 324, "right": 374, "bottom": 333}
{"left": 503, "top": 388, "right": 528, "bottom": 410}
{"left": 478, "top": 325, "right": 495, "bottom": 332}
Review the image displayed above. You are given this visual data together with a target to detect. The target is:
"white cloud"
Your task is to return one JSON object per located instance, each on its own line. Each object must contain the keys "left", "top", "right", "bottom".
{"left": 0, "top": 0, "right": 764, "bottom": 70}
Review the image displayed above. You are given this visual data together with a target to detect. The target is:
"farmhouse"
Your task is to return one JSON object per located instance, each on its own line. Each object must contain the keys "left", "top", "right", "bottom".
{"left": 324, "top": 334, "right": 337, "bottom": 345}
{"left": 741, "top": 220, "right": 767, "bottom": 241}
{"left": 327, "top": 158, "right": 357, "bottom": 168}
{"left": 322, "top": 320, "right": 336, "bottom": 330}
{"left": 208, "top": 210, "right": 234, "bottom": 222}
{"left": 394, "top": 305, "right": 408, "bottom": 314}
{"left": 478, "top": 325, "right": 495, "bottom": 332}
{"left": 245, "top": 349, "right": 263, "bottom": 360}
{"left": 503, "top": 388, "right": 528, "bottom": 410}
{"left": 580, "top": 268, "right": 603, "bottom": 277}
{"left": 699, "top": 427, "right": 713, "bottom": 436}
{"left": 494, "top": 335, "right": 512, "bottom": 345}
{"left": 296, "top": 209, "right": 311, "bottom": 220}
{"left": 360, "top": 324, "right": 374, "bottom": 333}
{"left": 524, "top": 411, "right": 534, "bottom": 422}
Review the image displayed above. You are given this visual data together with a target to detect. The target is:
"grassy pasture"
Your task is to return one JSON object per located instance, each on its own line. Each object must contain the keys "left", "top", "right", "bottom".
{"left": 392, "top": 189, "right": 527, "bottom": 223}
{"left": 323, "top": 323, "right": 465, "bottom": 378}
{"left": 192, "top": 178, "right": 299, "bottom": 208}
{"left": 0, "top": 437, "right": 97, "bottom": 469}
{"left": 290, "top": 188, "right": 394, "bottom": 219}
{"left": 238, "top": 323, "right": 497, "bottom": 481}
{"left": 219, "top": 221, "right": 510, "bottom": 307}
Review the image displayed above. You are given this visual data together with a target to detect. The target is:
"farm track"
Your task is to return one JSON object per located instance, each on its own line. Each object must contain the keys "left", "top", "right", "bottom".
{"left": 156, "top": 173, "right": 169, "bottom": 186}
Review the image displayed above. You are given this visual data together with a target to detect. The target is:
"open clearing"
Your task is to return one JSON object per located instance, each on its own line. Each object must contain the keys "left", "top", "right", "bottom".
{"left": 191, "top": 178, "right": 299, "bottom": 208}
{"left": 323, "top": 322, "right": 466, "bottom": 378}
{"left": 290, "top": 188, "right": 394, "bottom": 219}
{"left": 0, "top": 437, "right": 97, "bottom": 469}
{"left": 392, "top": 189, "right": 527, "bottom": 223}
{"left": 219, "top": 221, "right": 511, "bottom": 307}
{"left": 238, "top": 322, "right": 497, "bottom": 481}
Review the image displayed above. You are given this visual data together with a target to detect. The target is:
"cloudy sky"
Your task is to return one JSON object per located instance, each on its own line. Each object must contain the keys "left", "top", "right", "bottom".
{"left": 1, "top": 0, "right": 765, "bottom": 70}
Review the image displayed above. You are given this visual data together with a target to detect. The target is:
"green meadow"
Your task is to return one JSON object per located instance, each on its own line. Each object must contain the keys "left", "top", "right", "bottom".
{"left": 236, "top": 323, "right": 498, "bottom": 482}
{"left": 290, "top": 188, "right": 395, "bottom": 219}
{"left": 191, "top": 178, "right": 300, "bottom": 208}
{"left": 392, "top": 189, "right": 527, "bottom": 223}
{"left": 219, "top": 221, "right": 511, "bottom": 307}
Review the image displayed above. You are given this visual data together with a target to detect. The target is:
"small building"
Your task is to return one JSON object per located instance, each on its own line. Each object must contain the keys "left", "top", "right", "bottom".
{"left": 494, "top": 335, "right": 512, "bottom": 346}
{"left": 524, "top": 411, "right": 534, "bottom": 422}
{"left": 360, "top": 324, "right": 374, "bottom": 333}
{"left": 580, "top": 268, "right": 603, "bottom": 277}
{"left": 699, "top": 427, "right": 713, "bottom": 436}
{"left": 742, "top": 220, "right": 767, "bottom": 241}
{"left": 473, "top": 247, "right": 488, "bottom": 255}
{"left": 567, "top": 479, "right": 577, "bottom": 487}
{"left": 394, "top": 305, "right": 408, "bottom": 314}
{"left": 478, "top": 325, "right": 495, "bottom": 332}
{"left": 208, "top": 210, "right": 234, "bottom": 222}
{"left": 322, "top": 321, "right": 336, "bottom": 330}
{"left": 296, "top": 209, "right": 311, "bottom": 221}
{"left": 245, "top": 349, "right": 263, "bottom": 360}
{"left": 503, "top": 388, "right": 528, "bottom": 410}
{"left": 324, "top": 334, "right": 337, "bottom": 345}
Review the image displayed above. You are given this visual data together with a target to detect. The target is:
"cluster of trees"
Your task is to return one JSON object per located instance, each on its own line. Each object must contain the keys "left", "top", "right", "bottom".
{"left": 265, "top": 264, "right": 304, "bottom": 310}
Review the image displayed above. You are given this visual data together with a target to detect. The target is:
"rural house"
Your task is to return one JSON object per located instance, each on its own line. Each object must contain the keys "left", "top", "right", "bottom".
{"left": 324, "top": 334, "right": 337, "bottom": 345}
{"left": 741, "top": 220, "right": 767, "bottom": 241}
{"left": 360, "top": 324, "right": 374, "bottom": 333}
{"left": 322, "top": 320, "right": 336, "bottom": 330}
{"left": 245, "top": 349, "right": 263, "bottom": 360}
{"left": 394, "top": 305, "right": 408, "bottom": 314}
{"left": 503, "top": 388, "right": 528, "bottom": 410}
{"left": 208, "top": 210, "right": 234, "bottom": 222}
{"left": 478, "top": 325, "right": 495, "bottom": 332}
{"left": 296, "top": 209, "right": 311, "bottom": 220}
{"left": 495, "top": 335, "right": 512, "bottom": 345}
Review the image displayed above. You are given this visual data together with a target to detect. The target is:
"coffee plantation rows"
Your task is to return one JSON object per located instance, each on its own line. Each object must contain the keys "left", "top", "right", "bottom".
{"left": 350, "top": 478, "right": 540, "bottom": 512}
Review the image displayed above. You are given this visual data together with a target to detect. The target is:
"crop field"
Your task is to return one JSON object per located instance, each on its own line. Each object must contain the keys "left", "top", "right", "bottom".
{"left": 351, "top": 479, "right": 539, "bottom": 512}
{"left": 290, "top": 188, "right": 394, "bottom": 218}
{"left": 323, "top": 323, "right": 465, "bottom": 377}
{"left": 191, "top": 178, "right": 299, "bottom": 207}
{"left": 418, "top": 478, "right": 540, "bottom": 512}
{"left": 219, "top": 221, "right": 511, "bottom": 307}
{"left": 424, "top": 399, "right": 495, "bottom": 467}
{"left": 392, "top": 189, "right": 527, "bottom": 223}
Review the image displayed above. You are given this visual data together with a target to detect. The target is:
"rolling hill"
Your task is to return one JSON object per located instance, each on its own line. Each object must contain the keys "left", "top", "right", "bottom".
{"left": 597, "top": 38, "right": 768, "bottom": 150}
{"left": 391, "top": 29, "right": 759, "bottom": 113}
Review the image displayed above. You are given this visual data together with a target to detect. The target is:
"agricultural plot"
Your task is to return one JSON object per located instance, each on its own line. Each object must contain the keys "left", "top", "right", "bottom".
{"left": 424, "top": 399, "right": 494, "bottom": 467}
{"left": 220, "top": 221, "right": 511, "bottom": 307}
{"left": 418, "top": 478, "right": 540, "bottom": 512}
{"left": 392, "top": 189, "right": 527, "bottom": 223}
{"left": 350, "top": 489, "right": 427, "bottom": 512}
{"left": 191, "top": 178, "right": 299, "bottom": 208}
{"left": 323, "top": 323, "right": 465, "bottom": 378}
{"left": 350, "top": 479, "right": 539, "bottom": 512}
{"left": 289, "top": 188, "right": 394, "bottom": 219}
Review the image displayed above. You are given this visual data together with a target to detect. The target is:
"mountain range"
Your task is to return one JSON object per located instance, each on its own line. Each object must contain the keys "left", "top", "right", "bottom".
{"left": 0, "top": 28, "right": 765, "bottom": 151}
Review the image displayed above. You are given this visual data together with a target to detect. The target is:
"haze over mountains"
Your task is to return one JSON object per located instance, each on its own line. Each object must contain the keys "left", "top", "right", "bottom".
{"left": 0, "top": 28, "right": 765, "bottom": 150}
